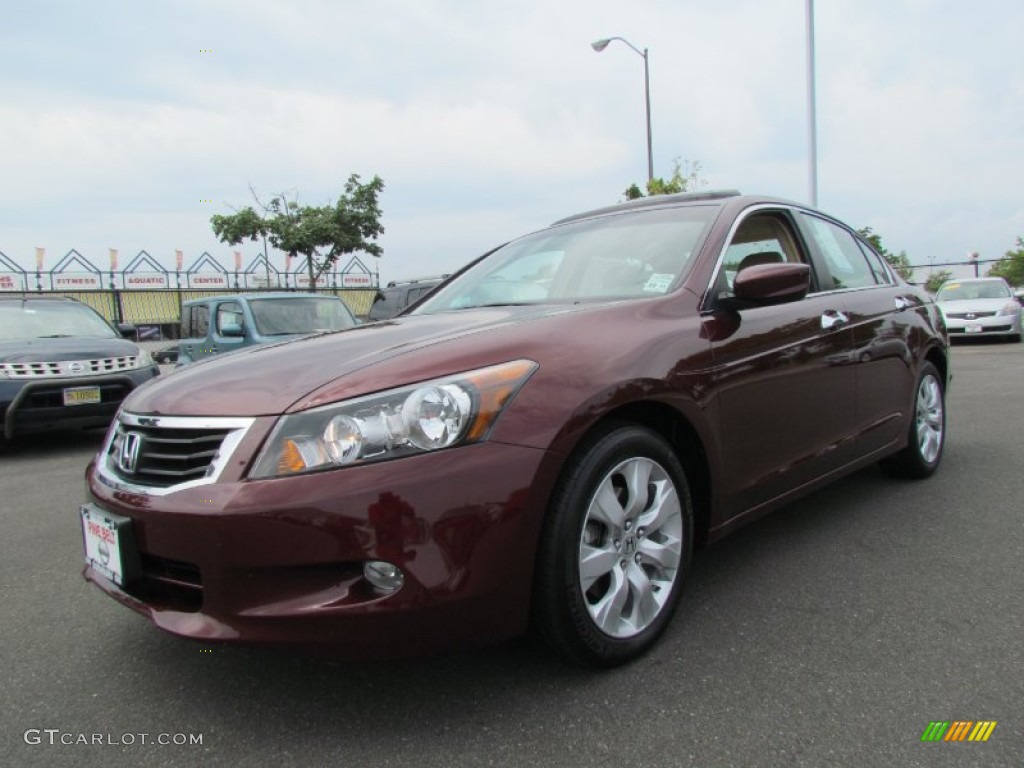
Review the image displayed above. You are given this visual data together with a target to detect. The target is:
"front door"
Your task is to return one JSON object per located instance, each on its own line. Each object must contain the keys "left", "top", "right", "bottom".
{"left": 703, "top": 209, "right": 858, "bottom": 520}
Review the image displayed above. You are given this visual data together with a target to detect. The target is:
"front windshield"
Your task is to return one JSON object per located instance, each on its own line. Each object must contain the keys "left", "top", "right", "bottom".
{"left": 936, "top": 280, "right": 1011, "bottom": 301}
{"left": 0, "top": 301, "right": 118, "bottom": 340}
{"left": 414, "top": 205, "right": 715, "bottom": 314}
{"left": 249, "top": 297, "right": 356, "bottom": 336}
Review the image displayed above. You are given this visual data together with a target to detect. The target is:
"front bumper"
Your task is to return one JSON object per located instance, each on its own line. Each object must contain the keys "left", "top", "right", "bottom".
{"left": 83, "top": 439, "right": 555, "bottom": 657}
{"left": 1, "top": 368, "right": 159, "bottom": 439}
{"left": 943, "top": 312, "right": 1022, "bottom": 338}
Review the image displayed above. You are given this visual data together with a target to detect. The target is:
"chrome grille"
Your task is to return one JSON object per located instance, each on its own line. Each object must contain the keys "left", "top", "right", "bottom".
{"left": 100, "top": 413, "right": 255, "bottom": 492}
{"left": 0, "top": 356, "right": 138, "bottom": 378}
{"left": 946, "top": 311, "right": 996, "bottom": 319}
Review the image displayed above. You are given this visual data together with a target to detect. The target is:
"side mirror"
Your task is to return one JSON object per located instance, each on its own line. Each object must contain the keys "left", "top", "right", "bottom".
{"left": 220, "top": 322, "right": 244, "bottom": 337}
{"left": 117, "top": 323, "right": 137, "bottom": 339}
{"left": 725, "top": 263, "right": 811, "bottom": 308}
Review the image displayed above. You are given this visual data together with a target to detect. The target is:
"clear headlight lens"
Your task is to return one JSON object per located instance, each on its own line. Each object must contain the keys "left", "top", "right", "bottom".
{"left": 996, "top": 301, "right": 1021, "bottom": 316}
{"left": 249, "top": 359, "right": 538, "bottom": 478}
{"left": 134, "top": 349, "right": 155, "bottom": 368}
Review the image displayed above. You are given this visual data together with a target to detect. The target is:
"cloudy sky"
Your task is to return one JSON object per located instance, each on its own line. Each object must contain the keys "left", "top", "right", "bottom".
{"left": 2, "top": 0, "right": 1022, "bottom": 284}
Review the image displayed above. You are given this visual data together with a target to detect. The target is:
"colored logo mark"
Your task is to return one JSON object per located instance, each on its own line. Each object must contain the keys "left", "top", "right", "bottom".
{"left": 921, "top": 721, "right": 997, "bottom": 742}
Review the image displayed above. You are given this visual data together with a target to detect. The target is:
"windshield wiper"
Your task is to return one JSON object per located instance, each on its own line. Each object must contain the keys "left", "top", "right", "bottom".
{"left": 452, "top": 302, "right": 536, "bottom": 310}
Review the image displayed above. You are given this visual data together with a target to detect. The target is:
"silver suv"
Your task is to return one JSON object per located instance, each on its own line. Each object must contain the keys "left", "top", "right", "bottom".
{"left": 0, "top": 296, "right": 159, "bottom": 439}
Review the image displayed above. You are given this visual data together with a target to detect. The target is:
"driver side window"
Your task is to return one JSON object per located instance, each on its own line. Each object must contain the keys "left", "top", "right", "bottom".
{"left": 715, "top": 212, "right": 808, "bottom": 299}
{"left": 216, "top": 302, "right": 243, "bottom": 334}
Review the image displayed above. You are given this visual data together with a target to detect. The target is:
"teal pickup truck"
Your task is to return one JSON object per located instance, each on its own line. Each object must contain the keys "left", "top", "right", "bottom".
{"left": 176, "top": 293, "right": 358, "bottom": 365}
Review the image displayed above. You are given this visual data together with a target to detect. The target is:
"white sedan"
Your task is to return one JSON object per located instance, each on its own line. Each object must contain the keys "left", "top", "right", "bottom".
{"left": 935, "top": 277, "right": 1022, "bottom": 342}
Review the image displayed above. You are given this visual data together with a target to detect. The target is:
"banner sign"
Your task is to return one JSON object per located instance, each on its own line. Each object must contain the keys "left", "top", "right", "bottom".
{"left": 124, "top": 273, "right": 169, "bottom": 289}
{"left": 341, "top": 273, "right": 374, "bottom": 288}
{"left": 53, "top": 274, "right": 102, "bottom": 289}
{"left": 0, "top": 274, "right": 26, "bottom": 291}
{"left": 188, "top": 273, "right": 228, "bottom": 289}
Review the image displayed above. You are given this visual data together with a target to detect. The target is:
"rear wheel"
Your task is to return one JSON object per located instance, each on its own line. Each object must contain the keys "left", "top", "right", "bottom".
{"left": 532, "top": 424, "right": 693, "bottom": 666}
{"left": 880, "top": 361, "right": 945, "bottom": 478}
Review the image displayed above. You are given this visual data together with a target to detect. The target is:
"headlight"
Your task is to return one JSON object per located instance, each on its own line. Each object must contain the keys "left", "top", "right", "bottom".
{"left": 134, "top": 349, "right": 154, "bottom": 368}
{"left": 249, "top": 359, "right": 538, "bottom": 478}
{"left": 996, "top": 301, "right": 1021, "bottom": 316}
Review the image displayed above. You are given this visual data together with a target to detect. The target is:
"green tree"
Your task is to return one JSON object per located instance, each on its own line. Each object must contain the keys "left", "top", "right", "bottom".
{"left": 857, "top": 226, "right": 914, "bottom": 281}
{"left": 624, "top": 158, "right": 706, "bottom": 200}
{"left": 211, "top": 174, "right": 385, "bottom": 289}
{"left": 986, "top": 237, "right": 1024, "bottom": 286}
{"left": 925, "top": 269, "right": 954, "bottom": 294}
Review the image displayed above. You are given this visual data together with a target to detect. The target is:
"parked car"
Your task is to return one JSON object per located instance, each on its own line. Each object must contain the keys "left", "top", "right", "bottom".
{"left": 0, "top": 296, "right": 159, "bottom": 439}
{"left": 81, "top": 191, "right": 949, "bottom": 666}
{"left": 934, "top": 277, "right": 1022, "bottom": 342}
{"left": 176, "top": 292, "right": 358, "bottom": 365}
{"left": 152, "top": 344, "right": 179, "bottom": 365}
{"left": 367, "top": 277, "right": 446, "bottom": 321}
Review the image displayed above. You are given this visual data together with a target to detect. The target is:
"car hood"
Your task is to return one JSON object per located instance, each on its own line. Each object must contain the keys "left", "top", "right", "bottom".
{"left": 936, "top": 298, "right": 1013, "bottom": 313}
{"left": 0, "top": 336, "right": 140, "bottom": 363}
{"left": 127, "top": 304, "right": 587, "bottom": 417}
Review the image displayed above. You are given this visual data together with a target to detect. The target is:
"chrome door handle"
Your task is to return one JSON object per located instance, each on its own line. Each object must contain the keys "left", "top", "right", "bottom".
{"left": 894, "top": 296, "right": 912, "bottom": 311}
{"left": 820, "top": 311, "right": 849, "bottom": 330}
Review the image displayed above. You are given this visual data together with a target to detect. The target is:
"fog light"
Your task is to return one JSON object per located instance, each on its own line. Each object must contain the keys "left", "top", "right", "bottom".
{"left": 363, "top": 560, "right": 404, "bottom": 593}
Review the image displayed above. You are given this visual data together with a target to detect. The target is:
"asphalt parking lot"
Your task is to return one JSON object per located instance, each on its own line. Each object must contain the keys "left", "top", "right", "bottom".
{"left": 2, "top": 342, "right": 1022, "bottom": 768}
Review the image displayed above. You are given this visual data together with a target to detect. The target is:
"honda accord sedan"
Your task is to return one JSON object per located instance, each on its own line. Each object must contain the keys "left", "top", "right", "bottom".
{"left": 82, "top": 191, "right": 949, "bottom": 666}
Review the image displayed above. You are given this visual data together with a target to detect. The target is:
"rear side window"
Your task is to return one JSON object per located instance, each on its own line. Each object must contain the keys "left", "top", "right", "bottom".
{"left": 856, "top": 241, "right": 894, "bottom": 285}
{"left": 406, "top": 286, "right": 434, "bottom": 304}
{"left": 188, "top": 305, "right": 210, "bottom": 338}
{"left": 801, "top": 214, "right": 878, "bottom": 290}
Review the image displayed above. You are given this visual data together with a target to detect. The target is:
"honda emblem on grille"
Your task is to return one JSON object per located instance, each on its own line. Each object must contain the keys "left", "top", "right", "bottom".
{"left": 118, "top": 431, "right": 143, "bottom": 475}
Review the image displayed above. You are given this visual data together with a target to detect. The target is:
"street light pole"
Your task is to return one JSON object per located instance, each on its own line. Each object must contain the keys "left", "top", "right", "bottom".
{"left": 592, "top": 36, "right": 654, "bottom": 184}
{"left": 805, "top": 0, "right": 818, "bottom": 206}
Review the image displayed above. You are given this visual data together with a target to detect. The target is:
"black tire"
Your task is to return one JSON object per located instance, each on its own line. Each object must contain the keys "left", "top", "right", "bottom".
{"left": 879, "top": 361, "right": 946, "bottom": 479}
{"left": 531, "top": 424, "right": 693, "bottom": 667}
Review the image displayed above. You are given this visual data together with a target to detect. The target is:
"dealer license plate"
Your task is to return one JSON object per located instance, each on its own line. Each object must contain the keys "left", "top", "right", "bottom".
{"left": 64, "top": 386, "right": 101, "bottom": 406}
{"left": 81, "top": 505, "right": 137, "bottom": 586}
{"left": 965, "top": 323, "right": 983, "bottom": 334}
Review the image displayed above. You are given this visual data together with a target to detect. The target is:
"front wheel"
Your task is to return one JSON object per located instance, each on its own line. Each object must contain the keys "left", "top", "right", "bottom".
{"left": 880, "top": 361, "right": 946, "bottom": 478}
{"left": 532, "top": 424, "right": 693, "bottom": 667}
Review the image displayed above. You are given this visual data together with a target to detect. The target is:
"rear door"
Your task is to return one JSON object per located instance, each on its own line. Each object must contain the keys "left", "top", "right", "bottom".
{"left": 703, "top": 207, "right": 858, "bottom": 518}
{"left": 796, "top": 213, "right": 918, "bottom": 456}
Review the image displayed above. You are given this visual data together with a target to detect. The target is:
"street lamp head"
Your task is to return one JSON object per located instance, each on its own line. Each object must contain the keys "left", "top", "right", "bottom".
{"left": 588, "top": 34, "right": 653, "bottom": 183}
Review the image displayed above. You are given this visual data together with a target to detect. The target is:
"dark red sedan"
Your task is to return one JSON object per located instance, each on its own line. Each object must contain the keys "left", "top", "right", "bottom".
{"left": 82, "top": 191, "right": 949, "bottom": 666}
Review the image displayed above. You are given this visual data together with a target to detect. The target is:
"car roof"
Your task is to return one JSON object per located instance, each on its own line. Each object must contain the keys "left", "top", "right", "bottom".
{"left": 551, "top": 189, "right": 743, "bottom": 225}
{"left": 939, "top": 277, "right": 1005, "bottom": 283}
{"left": 0, "top": 294, "right": 78, "bottom": 302}
{"left": 384, "top": 276, "right": 446, "bottom": 288}
{"left": 183, "top": 292, "right": 339, "bottom": 304}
